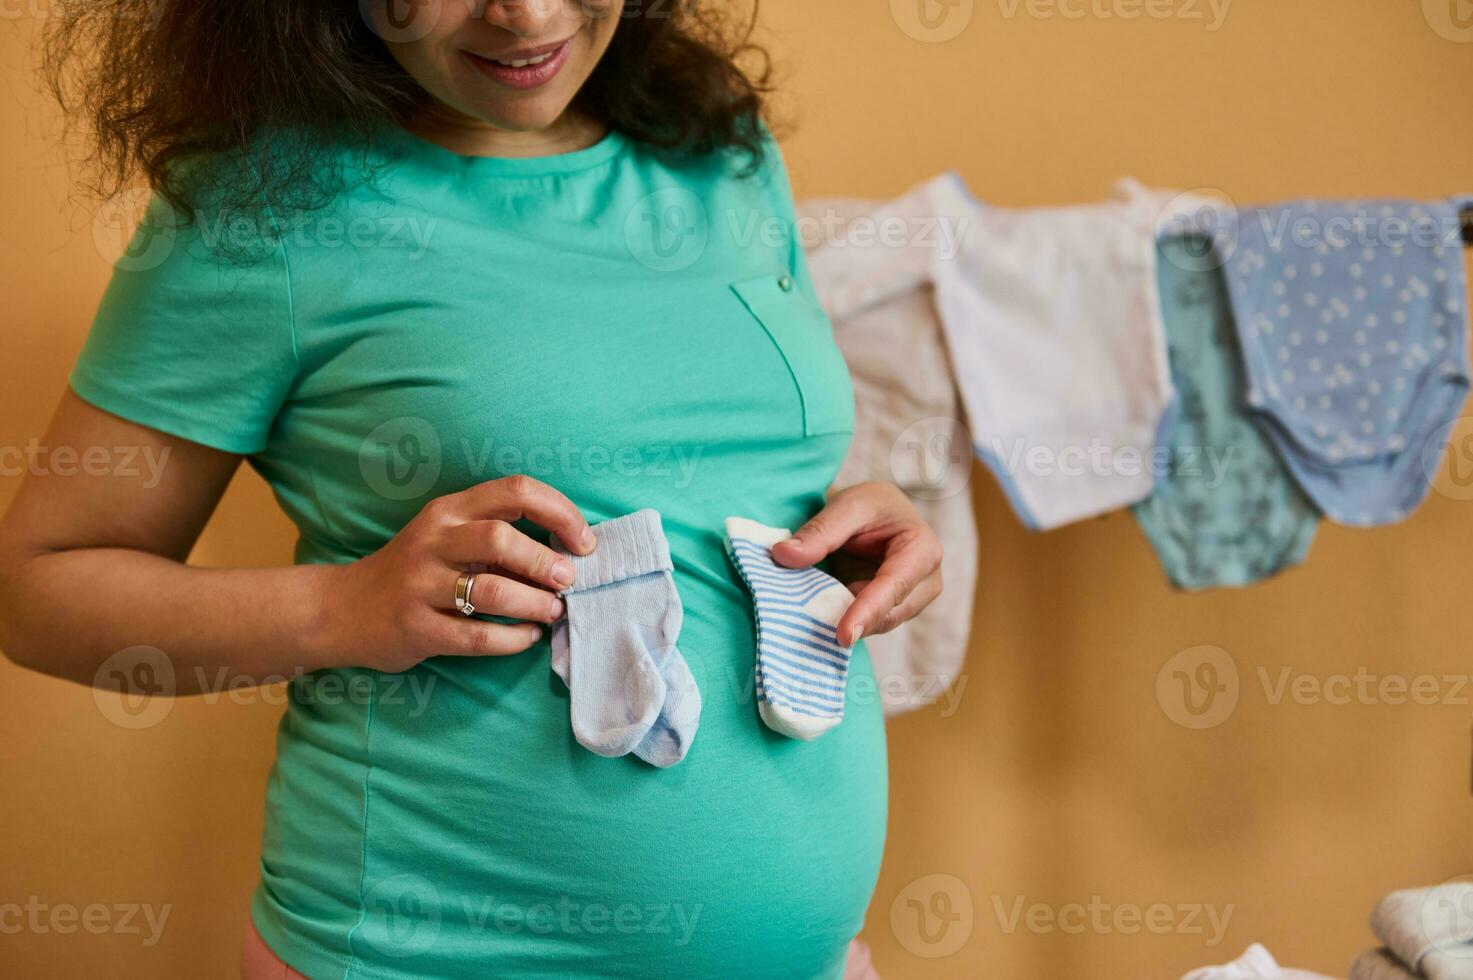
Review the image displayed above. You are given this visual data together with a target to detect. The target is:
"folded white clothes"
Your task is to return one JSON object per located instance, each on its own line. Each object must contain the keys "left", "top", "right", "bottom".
{"left": 1350, "top": 948, "right": 1419, "bottom": 980}
{"left": 1371, "top": 884, "right": 1473, "bottom": 980}
{"left": 799, "top": 187, "right": 978, "bottom": 714}
{"left": 928, "top": 173, "right": 1179, "bottom": 531}
{"left": 1180, "top": 942, "right": 1339, "bottom": 979}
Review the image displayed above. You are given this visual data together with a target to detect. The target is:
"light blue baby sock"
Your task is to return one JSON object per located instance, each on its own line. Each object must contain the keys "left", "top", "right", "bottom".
{"left": 724, "top": 517, "right": 855, "bottom": 741}
{"left": 550, "top": 509, "right": 699, "bottom": 766}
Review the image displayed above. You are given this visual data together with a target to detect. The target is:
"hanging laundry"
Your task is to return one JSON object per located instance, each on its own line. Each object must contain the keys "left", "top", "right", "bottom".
{"left": 799, "top": 187, "right": 977, "bottom": 714}
{"left": 1132, "top": 233, "right": 1320, "bottom": 589}
{"left": 1220, "top": 199, "right": 1472, "bottom": 526}
{"left": 929, "top": 175, "right": 1178, "bottom": 530}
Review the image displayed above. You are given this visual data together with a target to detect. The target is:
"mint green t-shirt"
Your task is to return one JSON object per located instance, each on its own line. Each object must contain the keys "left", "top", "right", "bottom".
{"left": 71, "top": 126, "right": 888, "bottom": 979}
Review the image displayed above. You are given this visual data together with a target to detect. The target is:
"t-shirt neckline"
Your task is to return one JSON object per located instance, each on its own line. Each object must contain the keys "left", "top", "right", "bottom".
{"left": 373, "top": 121, "right": 628, "bottom": 177}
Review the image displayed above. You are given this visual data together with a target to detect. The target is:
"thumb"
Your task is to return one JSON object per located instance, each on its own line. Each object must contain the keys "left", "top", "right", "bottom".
{"left": 769, "top": 493, "right": 868, "bottom": 568}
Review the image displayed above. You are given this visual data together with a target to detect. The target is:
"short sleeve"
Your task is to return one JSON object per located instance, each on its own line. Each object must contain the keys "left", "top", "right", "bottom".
{"left": 69, "top": 194, "right": 298, "bottom": 455}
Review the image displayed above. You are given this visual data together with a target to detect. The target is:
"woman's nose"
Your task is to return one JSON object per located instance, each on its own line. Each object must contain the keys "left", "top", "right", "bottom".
{"left": 478, "top": 0, "right": 565, "bottom": 37}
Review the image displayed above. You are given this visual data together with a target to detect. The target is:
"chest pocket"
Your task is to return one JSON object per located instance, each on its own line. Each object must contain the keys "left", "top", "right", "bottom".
{"left": 731, "top": 273, "right": 855, "bottom": 438}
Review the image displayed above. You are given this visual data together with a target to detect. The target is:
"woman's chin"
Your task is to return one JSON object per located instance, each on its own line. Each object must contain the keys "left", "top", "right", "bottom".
{"left": 469, "top": 105, "right": 573, "bottom": 136}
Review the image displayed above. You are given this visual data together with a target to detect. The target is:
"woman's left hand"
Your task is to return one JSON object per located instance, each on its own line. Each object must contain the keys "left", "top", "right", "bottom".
{"left": 770, "top": 482, "right": 944, "bottom": 647}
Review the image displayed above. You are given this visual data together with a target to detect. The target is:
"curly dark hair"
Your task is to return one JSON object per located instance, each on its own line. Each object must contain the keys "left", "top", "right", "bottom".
{"left": 43, "top": 1, "right": 772, "bottom": 222}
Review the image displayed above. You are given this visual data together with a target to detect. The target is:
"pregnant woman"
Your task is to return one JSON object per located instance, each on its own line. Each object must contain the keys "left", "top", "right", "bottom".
{"left": 0, "top": 2, "right": 943, "bottom": 977}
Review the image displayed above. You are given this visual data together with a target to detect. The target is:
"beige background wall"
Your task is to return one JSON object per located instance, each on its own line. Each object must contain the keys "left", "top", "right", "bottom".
{"left": 4, "top": 1, "right": 1473, "bottom": 976}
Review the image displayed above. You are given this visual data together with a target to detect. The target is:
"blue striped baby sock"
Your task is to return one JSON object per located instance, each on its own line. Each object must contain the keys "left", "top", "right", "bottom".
{"left": 723, "top": 517, "right": 855, "bottom": 741}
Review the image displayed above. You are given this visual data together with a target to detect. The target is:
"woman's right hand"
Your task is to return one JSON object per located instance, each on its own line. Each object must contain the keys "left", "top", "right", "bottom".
{"left": 318, "top": 475, "right": 596, "bottom": 673}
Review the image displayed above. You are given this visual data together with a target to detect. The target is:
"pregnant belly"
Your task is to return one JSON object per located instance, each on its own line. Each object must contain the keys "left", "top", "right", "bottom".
{"left": 254, "top": 593, "right": 889, "bottom": 980}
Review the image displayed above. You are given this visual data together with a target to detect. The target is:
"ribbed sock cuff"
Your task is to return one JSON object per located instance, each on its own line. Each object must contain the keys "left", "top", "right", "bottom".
{"left": 556, "top": 509, "right": 672, "bottom": 593}
{"left": 723, "top": 517, "right": 792, "bottom": 549}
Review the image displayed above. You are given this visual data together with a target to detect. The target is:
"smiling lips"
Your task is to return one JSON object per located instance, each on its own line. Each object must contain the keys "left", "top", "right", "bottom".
{"left": 466, "top": 38, "right": 573, "bottom": 90}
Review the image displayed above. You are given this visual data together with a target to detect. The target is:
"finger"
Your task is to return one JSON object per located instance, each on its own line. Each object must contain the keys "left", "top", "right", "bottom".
{"left": 854, "top": 571, "right": 943, "bottom": 639}
{"left": 452, "top": 475, "right": 596, "bottom": 555}
{"left": 440, "top": 520, "right": 576, "bottom": 591}
{"left": 442, "top": 573, "right": 564, "bottom": 623}
{"left": 420, "top": 615, "right": 545, "bottom": 657}
{"left": 835, "top": 535, "right": 940, "bottom": 644}
{"left": 836, "top": 572, "right": 906, "bottom": 647}
{"left": 769, "top": 492, "right": 879, "bottom": 568}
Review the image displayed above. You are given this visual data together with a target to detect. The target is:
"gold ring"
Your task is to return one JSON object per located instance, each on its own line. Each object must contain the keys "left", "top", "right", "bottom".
{"left": 454, "top": 573, "right": 477, "bottom": 617}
